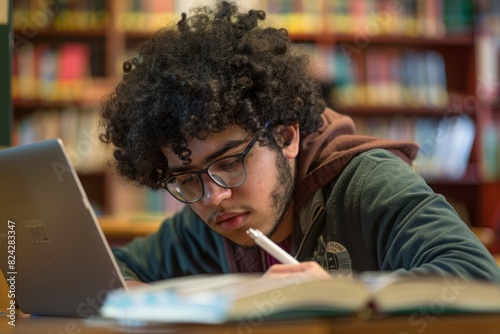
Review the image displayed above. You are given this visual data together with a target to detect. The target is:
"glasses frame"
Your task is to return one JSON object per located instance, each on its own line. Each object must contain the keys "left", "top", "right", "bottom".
{"left": 160, "top": 121, "right": 270, "bottom": 204}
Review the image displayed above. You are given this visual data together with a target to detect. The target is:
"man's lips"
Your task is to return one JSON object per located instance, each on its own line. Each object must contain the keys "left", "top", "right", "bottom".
{"left": 215, "top": 212, "right": 246, "bottom": 223}
{"left": 215, "top": 212, "right": 249, "bottom": 231}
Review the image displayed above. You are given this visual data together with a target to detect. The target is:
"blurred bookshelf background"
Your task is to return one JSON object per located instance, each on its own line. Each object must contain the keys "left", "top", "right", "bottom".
{"left": 6, "top": 0, "right": 500, "bottom": 249}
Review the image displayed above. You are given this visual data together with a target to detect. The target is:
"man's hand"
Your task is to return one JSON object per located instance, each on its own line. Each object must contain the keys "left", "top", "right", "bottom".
{"left": 262, "top": 261, "right": 330, "bottom": 280}
{"left": 125, "top": 280, "right": 149, "bottom": 289}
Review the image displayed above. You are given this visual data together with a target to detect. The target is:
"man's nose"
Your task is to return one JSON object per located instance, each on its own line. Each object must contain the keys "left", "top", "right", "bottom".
{"left": 200, "top": 173, "right": 232, "bottom": 206}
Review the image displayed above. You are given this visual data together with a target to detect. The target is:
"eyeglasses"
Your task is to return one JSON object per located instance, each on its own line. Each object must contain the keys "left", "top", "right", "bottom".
{"left": 160, "top": 121, "right": 270, "bottom": 204}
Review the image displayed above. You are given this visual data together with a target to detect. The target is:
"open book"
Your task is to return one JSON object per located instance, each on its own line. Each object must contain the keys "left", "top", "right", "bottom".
{"left": 100, "top": 273, "right": 500, "bottom": 324}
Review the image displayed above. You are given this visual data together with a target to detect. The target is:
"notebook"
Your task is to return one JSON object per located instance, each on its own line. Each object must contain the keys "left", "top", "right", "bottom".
{"left": 0, "top": 138, "right": 127, "bottom": 317}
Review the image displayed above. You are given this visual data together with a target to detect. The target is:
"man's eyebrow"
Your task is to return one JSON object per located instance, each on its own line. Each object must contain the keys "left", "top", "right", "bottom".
{"left": 169, "top": 139, "right": 247, "bottom": 174}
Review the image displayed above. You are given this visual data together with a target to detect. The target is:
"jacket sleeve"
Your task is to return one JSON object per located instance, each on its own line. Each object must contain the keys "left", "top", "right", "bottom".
{"left": 354, "top": 149, "right": 500, "bottom": 282}
{"left": 111, "top": 206, "right": 230, "bottom": 282}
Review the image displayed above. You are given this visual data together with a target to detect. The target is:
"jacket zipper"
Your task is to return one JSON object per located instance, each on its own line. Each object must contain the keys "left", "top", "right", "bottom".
{"left": 294, "top": 204, "right": 325, "bottom": 261}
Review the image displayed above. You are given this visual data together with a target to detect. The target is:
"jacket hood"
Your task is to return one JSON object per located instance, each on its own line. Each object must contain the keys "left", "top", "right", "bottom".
{"left": 295, "top": 108, "right": 419, "bottom": 211}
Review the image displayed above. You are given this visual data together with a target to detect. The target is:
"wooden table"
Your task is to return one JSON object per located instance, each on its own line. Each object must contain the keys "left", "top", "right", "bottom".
{"left": 2, "top": 312, "right": 500, "bottom": 334}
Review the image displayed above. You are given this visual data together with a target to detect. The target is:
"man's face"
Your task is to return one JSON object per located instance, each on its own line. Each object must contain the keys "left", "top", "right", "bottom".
{"left": 162, "top": 125, "right": 299, "bottom": 246}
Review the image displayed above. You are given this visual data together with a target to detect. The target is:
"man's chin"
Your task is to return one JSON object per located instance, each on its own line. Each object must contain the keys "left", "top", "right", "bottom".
{"left": 223, "top": 233, "right": 260, "bottom": 249}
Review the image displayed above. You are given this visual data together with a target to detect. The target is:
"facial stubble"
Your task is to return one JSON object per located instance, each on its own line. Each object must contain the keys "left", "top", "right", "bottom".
{"left": 265, "top": 149, "right": 296, "bottom": 239}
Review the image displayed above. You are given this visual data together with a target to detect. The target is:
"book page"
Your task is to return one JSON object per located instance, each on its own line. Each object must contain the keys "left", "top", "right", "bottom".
{"left": 129, "top": 273, "right": 259, "bottom": 296}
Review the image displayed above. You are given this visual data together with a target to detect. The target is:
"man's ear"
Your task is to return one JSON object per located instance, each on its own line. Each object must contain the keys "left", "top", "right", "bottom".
{"left": 281, "top": 123, "right": 300, "bottom": 159}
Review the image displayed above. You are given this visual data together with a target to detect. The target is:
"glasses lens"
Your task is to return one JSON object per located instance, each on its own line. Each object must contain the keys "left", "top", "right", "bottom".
{"left": 208, "top": 156, "right": 246, "bottom": 188}
{"left": 166, "top": 174, "right": 202, "bottom": 203}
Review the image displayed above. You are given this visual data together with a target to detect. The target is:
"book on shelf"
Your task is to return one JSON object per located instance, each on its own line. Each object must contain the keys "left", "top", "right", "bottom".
{"left": 442, "top": 0, "right": 474, "bottom": 35}
{"left": 37, "top": 45, "right": 57, "bottom": 101}
{"left": 475, "top": 6, "right": 500, "bottom": 105}
{"left": 100, "top": 272, "right": 500, "bottom": 324}
{"left": 419, "top": 0, "right": 446, "bottom": 37}
{"left": 106, "top": 171, "right": 185, "bottom": 217}
{"left": 435, "top": 115, "right": 475, "bottom": 180}
{"left": 58, "top": 43, "right": 91, "bottom": 101}
{"left": 13, "top": 0, "right": 108, "bottom": 31}
{"left": 414, "top": 115, "right": 475, "bottom": 181}
{"left": 326, "top": 0, "right": 354, "bottom": 34}
{"left": 260, "top": 0, "right": 321, "bottom": 35}
{"left": 352, "top": 114, "right": 475, "bottom": 181}
{"left": 117, "top": 0, "right": 179, "bottom": 33}
{"left": 320, "top": 0, "right": 472, "bottom": 37}
{"left": 327, "top": 47, "right": 448, "bottom": 108}
{"left": 12, "top": 107, "right": 105, "bottom": 174}
{"left": 13, "top": 42, "right": 91, "bottom": 102}
{"left": 481, "top": 122, "right": 500, "bottom": 181}
{"left": 16, "top": 43, "right": 36, "bottom": 101}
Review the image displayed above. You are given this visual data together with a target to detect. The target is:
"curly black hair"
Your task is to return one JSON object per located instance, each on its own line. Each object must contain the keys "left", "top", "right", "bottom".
{"left": 99, "top": 1, "right": 325, "bottom": 189}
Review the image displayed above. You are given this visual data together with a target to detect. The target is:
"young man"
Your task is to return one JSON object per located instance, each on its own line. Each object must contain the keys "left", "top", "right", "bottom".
{"left": 99, "top": 2, "right": 500, "bottom": 286}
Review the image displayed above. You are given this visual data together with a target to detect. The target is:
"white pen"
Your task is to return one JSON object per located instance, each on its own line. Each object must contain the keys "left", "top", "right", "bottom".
{"left": 246, "top": 228, "right": 300, "bottom": 265}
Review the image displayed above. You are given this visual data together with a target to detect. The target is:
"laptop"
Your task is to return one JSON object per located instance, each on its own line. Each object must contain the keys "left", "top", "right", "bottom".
{"left": 0, "top": 138, "right": 128, "bottom": 317}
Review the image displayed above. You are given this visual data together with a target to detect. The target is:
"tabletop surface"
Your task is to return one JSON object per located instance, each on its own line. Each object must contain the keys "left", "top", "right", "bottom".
{"left": 2, "top": 312, "right": 500, "bottom": 334}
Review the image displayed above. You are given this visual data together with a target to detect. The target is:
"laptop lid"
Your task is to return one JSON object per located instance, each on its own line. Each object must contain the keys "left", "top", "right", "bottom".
{"left": 0, "top": 138, "right": 128, "bottom": 317}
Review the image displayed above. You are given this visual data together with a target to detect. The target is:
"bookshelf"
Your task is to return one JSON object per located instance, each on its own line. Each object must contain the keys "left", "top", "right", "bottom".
{"left": 0, "top": 0, "right": 12, "bottom": 147}
{"left": 11, "top": 0, "right": 500, "bottom": 248}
